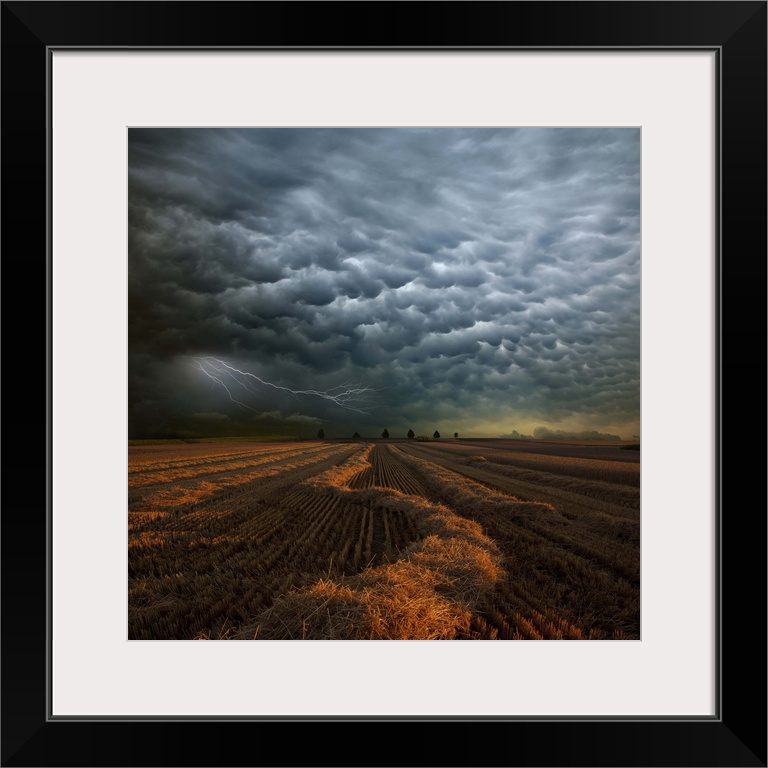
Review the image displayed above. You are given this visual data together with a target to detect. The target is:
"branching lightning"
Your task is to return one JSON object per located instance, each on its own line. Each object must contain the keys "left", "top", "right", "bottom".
{"left": 191, "top": 356, "right": 382, "bottom": 414}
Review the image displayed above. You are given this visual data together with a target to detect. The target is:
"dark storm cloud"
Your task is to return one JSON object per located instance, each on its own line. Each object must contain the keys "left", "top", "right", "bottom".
{"left": 129, "top": 128, "right": 640, "bottom": 438}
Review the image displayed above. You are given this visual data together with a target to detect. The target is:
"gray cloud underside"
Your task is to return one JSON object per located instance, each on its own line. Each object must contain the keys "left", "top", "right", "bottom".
{"left": 129, "top": 128, "right": 640, "bottom": 437}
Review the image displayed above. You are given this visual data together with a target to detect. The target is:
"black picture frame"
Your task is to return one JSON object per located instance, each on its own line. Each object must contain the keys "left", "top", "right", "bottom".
{"left": 4, "top": 2, "right": 765, "bottom": 766}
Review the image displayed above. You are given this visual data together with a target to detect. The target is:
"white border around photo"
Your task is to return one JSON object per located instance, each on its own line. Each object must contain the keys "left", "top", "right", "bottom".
{"left": 51, "top": 50, "right": 715, "bottom": 717}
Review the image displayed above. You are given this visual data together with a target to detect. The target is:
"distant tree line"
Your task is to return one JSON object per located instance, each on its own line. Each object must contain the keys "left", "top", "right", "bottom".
{"left": 337, "top": 428, "right": 457, "bottom": 440}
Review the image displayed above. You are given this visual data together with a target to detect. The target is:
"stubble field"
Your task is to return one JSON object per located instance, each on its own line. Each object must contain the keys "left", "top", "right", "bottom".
{"left": 129, "top": 439, "right": 639, "bottom": 640}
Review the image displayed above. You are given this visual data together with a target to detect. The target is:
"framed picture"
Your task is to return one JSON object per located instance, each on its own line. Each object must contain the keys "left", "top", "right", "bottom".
{"left": 6, "top": 1, "right": 765, "bottom": 765}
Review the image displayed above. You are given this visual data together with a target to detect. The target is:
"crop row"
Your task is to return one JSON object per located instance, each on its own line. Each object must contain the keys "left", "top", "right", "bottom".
{"left": 349, "top": 445, "right": 425, "bottom": 495}
{"left": 412, "top": 441, "right": 640, "bottom": 488}
{"left": 232, "top": 478, "right": 504, "bottom": 640}
{"left": 391, "top": 446, "right": 640, "bottom": 637}
{"left": 129, "top": 441, "right": 300, "bottom": 470}
{"left": 397, "top": 446, "right": 639, "bottom": 576}
{"left": 129, "top": 443, "right": 332, "bottom": 486}
{"left": 129, "top": 440, "right": 639, "bottom": 640}
{"left": 129, "top": 445, "right": 428, "bottom": 639}
{"left": 129, "top": 443, "right": 356, "bottom": 512}
{"left": 398, "top": 442, "right": 640, "bottom": 518}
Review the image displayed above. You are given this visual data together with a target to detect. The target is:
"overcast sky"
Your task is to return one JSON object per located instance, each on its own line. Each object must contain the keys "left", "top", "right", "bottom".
{"left": 129, "top": 128, "right": 640, "bottom": 440}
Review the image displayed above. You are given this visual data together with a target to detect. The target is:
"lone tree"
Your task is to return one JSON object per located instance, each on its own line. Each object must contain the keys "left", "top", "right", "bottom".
{"left": 353, "top": 431, "right": 361, "bottom": 439}
{"left": 317, "top": 428, "right": 325, "bottom": 439}
{"left": 454, "top": 432, "right": 459, "bottom": 439}
{"left": 433, "top": 430, "right": 440, "bottom": 439}
{"left": 382, "top": 429, "right": 389, "bottom": 439}
{"left": 407, "top": 429, "right": 415, "bottom": 439}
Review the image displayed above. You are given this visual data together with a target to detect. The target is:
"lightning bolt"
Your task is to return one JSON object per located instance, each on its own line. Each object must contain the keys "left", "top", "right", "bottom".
{"left": 191, "top": 356, "right": 382, "bottom": 414}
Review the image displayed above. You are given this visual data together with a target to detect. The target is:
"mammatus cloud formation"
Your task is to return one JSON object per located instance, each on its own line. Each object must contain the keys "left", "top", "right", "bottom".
{"left": 129, "top": 128, "right": 640, "bottom": 439}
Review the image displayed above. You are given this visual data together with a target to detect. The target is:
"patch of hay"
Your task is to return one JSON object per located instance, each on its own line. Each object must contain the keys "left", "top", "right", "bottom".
{"left": 234, "top": 487, "right": 504, "bottom": 640}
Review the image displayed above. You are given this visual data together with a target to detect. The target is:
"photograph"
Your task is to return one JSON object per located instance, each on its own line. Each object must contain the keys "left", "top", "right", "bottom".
{"left": 2, "top": 0, "right": 764, "bottom": 763}
{"left": 128, "top": 127, "right": 641, "bottom": 641}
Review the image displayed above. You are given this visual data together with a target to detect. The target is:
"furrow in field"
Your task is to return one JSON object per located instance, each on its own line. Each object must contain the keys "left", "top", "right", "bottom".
{"left": 130, "top": 448, "right": 380, "bottom": 639}
{"left": 348, "top": 444, "right": 425, "bottom": 495}
{"left": 129, "top": 443, "right": 356, "bottom": 511}
{"left": 397, "top": 443, "right": 639, "bottom": 519}
{"left": 441, "top": 439, "right": 640, "bottom": 464}
{"left": 129, "top": 442, "right": 306, "bottom": 471}
{"left": 129, "top": 440, "right": 639, "bottom": 640}
{"left": 130, "top": 445, "right": 368, "bottom": 541}
{"left": 129, "top": 443, "right": 334, "bottom": 490}
{"left": 485, "top": 574, "right": 636, "bottom": 639}
{"left": 389, "top": 454, "right": 640, "bottom": 635}
{"left": 407, "top": 441, "right": 640, "bottom": 488}
{"left": 232, "top": 488, "right": 506, "bottom": 641}
{"left": 131, "top": 452, "right": 413, "bottom": 639}
{"left": 393, "top": 445, "right": 639, "bottom": 587}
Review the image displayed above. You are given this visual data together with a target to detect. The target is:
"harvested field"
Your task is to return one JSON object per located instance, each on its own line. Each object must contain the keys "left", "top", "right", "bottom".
{"left": 129, "top": 439, "right": 639, "bottom": 640}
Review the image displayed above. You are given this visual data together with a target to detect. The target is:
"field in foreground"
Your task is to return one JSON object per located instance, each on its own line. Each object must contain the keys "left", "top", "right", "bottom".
{"left": 129, "top": 439, "right": 639, "bottom": 640}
